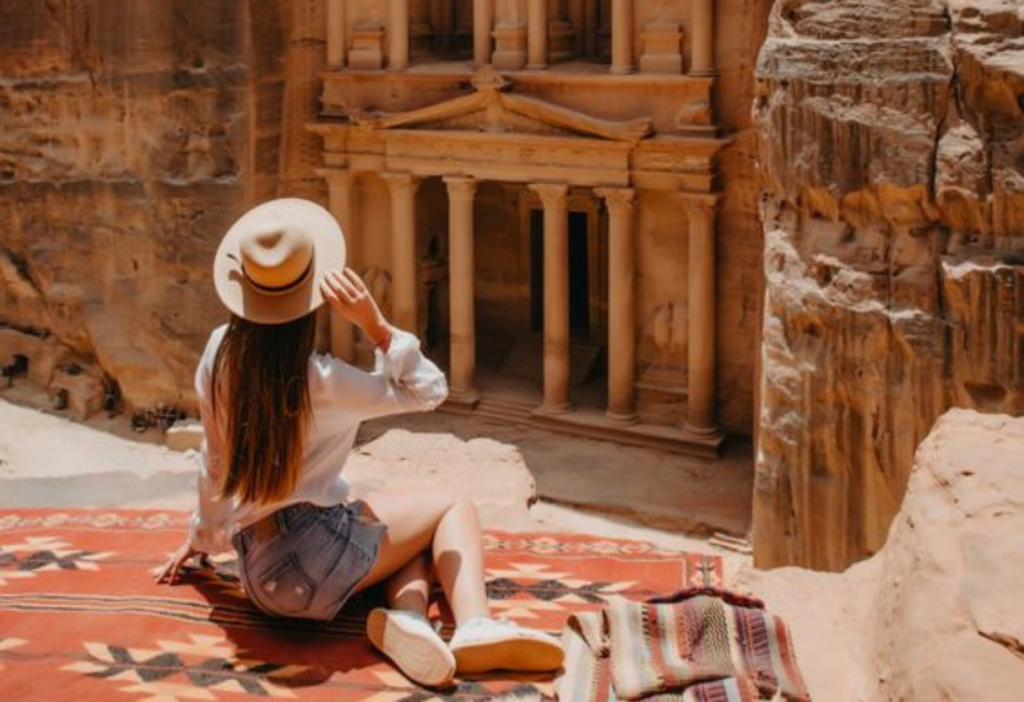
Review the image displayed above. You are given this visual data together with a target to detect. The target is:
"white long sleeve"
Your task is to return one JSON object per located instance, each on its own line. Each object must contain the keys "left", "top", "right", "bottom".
{"left": 309, "top": 326, "right": 449, "bottom": 421}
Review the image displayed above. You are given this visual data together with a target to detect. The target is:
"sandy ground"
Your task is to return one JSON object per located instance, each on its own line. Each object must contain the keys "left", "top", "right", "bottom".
{"left": 0, "top": 393, "right": 755, "bottom": 581}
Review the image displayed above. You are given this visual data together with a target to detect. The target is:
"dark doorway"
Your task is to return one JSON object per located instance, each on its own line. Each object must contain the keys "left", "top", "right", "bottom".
{"left": 425, "top": 283, "right": 442, "bottom": 350}
{"left": 529, "top": 210, "right": 591, "bottom": 339}
{"left": 530, "top": 210, "right": 544, "bottom": 332}
{"left": 568, "top": 211, "right": 590, "bottom": 339}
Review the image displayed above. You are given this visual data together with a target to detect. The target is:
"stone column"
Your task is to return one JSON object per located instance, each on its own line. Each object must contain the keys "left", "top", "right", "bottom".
{"left": 596, "top": 187, "right": 637, "bottom": 422}
{"left": 527, "top": 0, "right": 548, "bottom": 69}
{"left": 473, "top": 0, "right": 494, "bottom": 65}
{"left": 326, "top": 0, "right": 347, "bottom": 68}
{"left": 683, "top": 196, "right": 719, "bottom": 436}
{"left": 610, "top": 0, "right": 635, "bottom": 74}
{"left": 690, "top": 0, "right": 715, "bottom": 75}
{"left": 383, "top": 173, "right": 421, "bottom": 333}
{"left": 388, "top": 0, "right": 410, "bottom": 70}
{"left": 321, "top": 169, "right": 358, "bottom": 361}
{"left": 444, "top": 176, "right": 479, "bottom": 404}
{"left": 529, "top": 183, "right": 571, "bottom": 413}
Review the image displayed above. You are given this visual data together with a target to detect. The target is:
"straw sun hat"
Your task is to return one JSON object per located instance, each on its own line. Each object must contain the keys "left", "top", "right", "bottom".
{"left": 213, "top": 198, "right": 347, "bottom": 324}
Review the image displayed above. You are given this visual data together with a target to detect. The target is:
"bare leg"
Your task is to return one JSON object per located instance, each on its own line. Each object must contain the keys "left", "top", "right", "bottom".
{"left": 432, "top": 497, "right": 489, "bottom": 624}
{"left": 357, "top": 490, "right": 563, "bottom": 677}
{"left": 364, "top": 547, "right": 453, "bottom": 687}
{"left": 355, "top": 489, "right": 490, "bottom": 625}
{"left": 384, "top": 551, "right": 432, "bottom": 615}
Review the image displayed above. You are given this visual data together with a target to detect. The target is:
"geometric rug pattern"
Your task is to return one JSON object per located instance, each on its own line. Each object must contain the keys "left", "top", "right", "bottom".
{"left": 0, "top": 509, "right": 722, "bottom": 701}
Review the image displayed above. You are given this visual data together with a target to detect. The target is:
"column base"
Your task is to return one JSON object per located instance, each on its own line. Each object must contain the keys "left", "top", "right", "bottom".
{"left": 533, "top": 401, "right": 572, "bottom": 417}
{"left": 684, "top": 422, "right": 724, "bottom": 441}
{"left": 526, "top": 62, "right": 548, "bottom": 70}
{"left": 493, "top": 52, "right": 527, "bottom": 70}
{"left": 609, "top": 65, "right": 635, "bottom": 75}
{"left": 687, "top": 68, "right": 717, "bottom": 77}
{"left": 492, "top": 27, "right": 527, "bottom": 71}
{"left": 605, "top": 409, "right": 638, "bottom": 426}
{"left": 447, "top": 388, "right": 480, "bottom": 408}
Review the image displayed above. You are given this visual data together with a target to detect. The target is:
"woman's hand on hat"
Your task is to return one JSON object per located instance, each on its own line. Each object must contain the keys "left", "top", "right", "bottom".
{"left": 320, "top": 268, "right": 390, "bottom": 346}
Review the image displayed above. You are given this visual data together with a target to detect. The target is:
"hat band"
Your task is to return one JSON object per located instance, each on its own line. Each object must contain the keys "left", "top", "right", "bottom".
{"left": 242, "top": 258, "right": 314, "bottom": 297}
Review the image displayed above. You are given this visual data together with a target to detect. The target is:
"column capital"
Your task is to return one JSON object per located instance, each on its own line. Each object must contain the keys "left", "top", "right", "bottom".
{"left": 316, "top": 167, "right": 356, "bottom": 186}
{"left": 382, "top": 171, "right": 422, "bottom": 193}
{"left": 595, "top": 186, "right": 636, "bottom": 212}
{"left": 443, "top": 175, "right": 478, "bottom": 201}
{"left": 676, "top": 192, "right": 721, "bottom": 216}
{"left": 528, "top": 182, "right": 569, "bottom": 209}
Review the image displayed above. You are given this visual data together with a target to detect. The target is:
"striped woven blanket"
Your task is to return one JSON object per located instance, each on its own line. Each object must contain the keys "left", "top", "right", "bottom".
{"left": 556, "top": 587, "right": 810, "bottom": 702}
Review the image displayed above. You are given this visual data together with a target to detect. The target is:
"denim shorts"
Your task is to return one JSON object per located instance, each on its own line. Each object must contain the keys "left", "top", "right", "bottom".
{"left": 231, "top": 500, "right": 388, "bottom": 621}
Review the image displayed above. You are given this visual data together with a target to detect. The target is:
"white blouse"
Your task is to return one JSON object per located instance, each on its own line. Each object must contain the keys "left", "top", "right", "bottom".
{"left": 188, "top": 323, "right": 449, "bottom": 553}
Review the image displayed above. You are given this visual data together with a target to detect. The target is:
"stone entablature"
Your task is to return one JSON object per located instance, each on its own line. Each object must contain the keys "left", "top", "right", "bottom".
{"left": 321, "top": 68, "right": 717, "bottom": 136}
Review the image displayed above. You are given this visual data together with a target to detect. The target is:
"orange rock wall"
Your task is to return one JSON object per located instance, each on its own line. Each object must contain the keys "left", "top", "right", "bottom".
{"left": 0, "top": 0, "right": 287, "bottom": 414}
{"left": 752, "top": 0, "right": 1023, "bottom": 569}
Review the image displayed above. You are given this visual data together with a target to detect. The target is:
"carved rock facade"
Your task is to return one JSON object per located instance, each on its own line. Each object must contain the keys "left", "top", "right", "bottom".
{"left": 313, "top": 0, "right": 776, "bottom": 453}
{"left": 0, "top": 0, "right": 771, "bottom": 443}
{"left": 753, "top": 0, "right": 1023, "bottom": 569}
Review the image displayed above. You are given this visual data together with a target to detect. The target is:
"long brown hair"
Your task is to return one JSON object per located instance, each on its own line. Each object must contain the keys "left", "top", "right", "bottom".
{"left": 210, "top": 312, "right": 317, "bottom": 505}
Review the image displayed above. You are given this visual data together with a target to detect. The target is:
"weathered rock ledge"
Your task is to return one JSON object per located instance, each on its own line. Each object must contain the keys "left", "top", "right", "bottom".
{"left": 740, "top": 408, "right": 1024, "bottom": 701}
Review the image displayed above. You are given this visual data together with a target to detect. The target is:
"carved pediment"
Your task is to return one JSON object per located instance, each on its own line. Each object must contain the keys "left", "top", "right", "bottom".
{"left": 418, "top": 108, "right": 578, "bottom": 137}
{"left": 351, "top": 67, "right": 653, "bottom": 143}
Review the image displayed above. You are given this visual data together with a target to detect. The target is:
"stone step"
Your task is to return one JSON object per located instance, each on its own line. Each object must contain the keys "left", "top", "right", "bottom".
{"left": 474, "top": 395, "right": 534, "bottom": 425}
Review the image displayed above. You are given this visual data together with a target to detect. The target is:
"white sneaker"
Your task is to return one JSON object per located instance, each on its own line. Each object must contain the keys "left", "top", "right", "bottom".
{"left": 366, "top": 608, "right": 456, "bottom": 687}
{"left": 448, "top": 616, "right": 564, "bottom": 674}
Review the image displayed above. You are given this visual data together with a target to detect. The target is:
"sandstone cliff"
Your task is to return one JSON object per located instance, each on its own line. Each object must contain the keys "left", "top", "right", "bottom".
{"left": 753, "top": 0, "right": 1023, "bottom": 569}
{"left": 0, "top": 0, "right": 287, "bottom": 418}
{"left": 740, "top": 409, "right": 1024, "bottom": 701}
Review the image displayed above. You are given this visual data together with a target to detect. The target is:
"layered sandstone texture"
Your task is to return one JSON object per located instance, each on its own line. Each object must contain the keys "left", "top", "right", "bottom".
{"left": 0, "top": 1, "right": 287, "bottom": 418}
{"left": 740, "top": 409, "right": 1024, "bottom": 701}
{"left": 753, "top": 0, "right": 1024, "bottom": 569}
{"left": 713, "top": 0, "right": 775, "bottom": 434}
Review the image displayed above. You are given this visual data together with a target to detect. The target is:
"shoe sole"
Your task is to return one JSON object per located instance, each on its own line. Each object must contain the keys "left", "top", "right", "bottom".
{"left": 452, "top": 637, "right": 564, "bottom": 675}
{"left": 366, "top": 609, "right": 456, "bottom": 688}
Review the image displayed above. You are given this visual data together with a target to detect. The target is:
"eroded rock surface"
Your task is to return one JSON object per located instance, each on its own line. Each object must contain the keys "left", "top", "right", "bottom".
{"left": 753, "top": 0, "right": 1023, "bottom": 569}
{"left": 0, "top": 0, "right": 286, "bottom": 418}
{"left": 740, "top": 409, "right": 1024, "bottom": 701}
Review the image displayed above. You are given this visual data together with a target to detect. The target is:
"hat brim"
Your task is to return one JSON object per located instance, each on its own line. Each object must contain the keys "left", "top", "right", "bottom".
{"left": 213, "top": 198, "right": 347, "bottom": 325}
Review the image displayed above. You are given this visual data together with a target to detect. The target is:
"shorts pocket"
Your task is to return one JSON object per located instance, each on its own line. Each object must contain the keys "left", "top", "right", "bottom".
{"left": 254, "top": 551, "right": 317, "bottom": 616}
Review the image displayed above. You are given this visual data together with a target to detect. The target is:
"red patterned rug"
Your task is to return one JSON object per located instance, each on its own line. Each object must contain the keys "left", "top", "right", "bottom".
{"left": 0, "top": 509, "right": 722, "bottom": 702}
